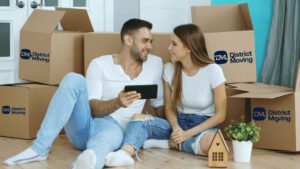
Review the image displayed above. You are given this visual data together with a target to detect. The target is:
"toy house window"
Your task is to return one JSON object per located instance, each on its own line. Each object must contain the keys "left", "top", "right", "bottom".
{"left": 218, "top": 152, "right": 224, "bottom": 161}
{"left": 212, "top": 152, "right": 218, "bottom": 161}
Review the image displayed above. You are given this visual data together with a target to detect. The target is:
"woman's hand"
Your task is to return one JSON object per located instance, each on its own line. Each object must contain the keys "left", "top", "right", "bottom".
{"left": 171, "top": 128, "right": 193, "bottom": 144}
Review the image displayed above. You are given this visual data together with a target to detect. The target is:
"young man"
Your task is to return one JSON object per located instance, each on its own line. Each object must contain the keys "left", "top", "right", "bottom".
{"left": 4, "top": 18, "right": 164, "bottom": 169}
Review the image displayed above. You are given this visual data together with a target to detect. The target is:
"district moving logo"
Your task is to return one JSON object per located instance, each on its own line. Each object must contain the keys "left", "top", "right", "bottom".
{"left": 2, "top": 106, "right": 10, "bottom": 114}
{"left": 1, "top": 105, "right": 26, "bottom": 115}
{"left": 214, "top": 51, "right": 228, "bottom": 64}
{"left": 252, "top": 107, "right": 291, "bottom": 123}
{"left": 214, "top": 50, "right": 253, "bottom": 64}
{"left": 20, "top": 49, "right": 50, "bottom": 63}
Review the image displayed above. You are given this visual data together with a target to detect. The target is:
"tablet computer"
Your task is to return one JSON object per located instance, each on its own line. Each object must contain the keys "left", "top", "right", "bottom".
{"left": 124, "top": 84, "right": 158, "bottom": 99}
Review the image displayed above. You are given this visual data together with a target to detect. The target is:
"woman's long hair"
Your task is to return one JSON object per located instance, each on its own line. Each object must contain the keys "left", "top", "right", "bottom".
{"left": 172, "top": 24, "right": 214, "bottom": 110}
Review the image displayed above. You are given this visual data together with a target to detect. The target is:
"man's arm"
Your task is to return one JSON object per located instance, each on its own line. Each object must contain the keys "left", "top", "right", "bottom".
{"left": 90, "top": 98, "right": 120, "bottom": 117}
{"left": 90, "top": 90, "right": 141, "bottom": 117}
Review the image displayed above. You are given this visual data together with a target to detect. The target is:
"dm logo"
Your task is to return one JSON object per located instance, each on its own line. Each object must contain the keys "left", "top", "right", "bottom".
{"left": 2, "top": 106, "right": 10, "bottom": 114}
{"left": 20, "top": 49, "right": 31, "bottom": 60}
{"left": 214, "top": 51, "right": 228, "bottom": 64}
{"left": 252, "top": 107, "right": 266, "bottom": 121}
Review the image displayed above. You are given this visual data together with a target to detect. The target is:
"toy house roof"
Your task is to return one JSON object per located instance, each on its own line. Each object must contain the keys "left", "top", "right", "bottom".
{"left": 208, "top": 129, "right": 229, "bottom": 152}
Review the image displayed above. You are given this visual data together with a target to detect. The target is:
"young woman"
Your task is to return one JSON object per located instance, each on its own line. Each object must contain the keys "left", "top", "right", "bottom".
{"left": 152, "top": 23, "right": 227, "bottom": 154}
{"left": 105, "top": 24, "right": 227, "bottom": 167}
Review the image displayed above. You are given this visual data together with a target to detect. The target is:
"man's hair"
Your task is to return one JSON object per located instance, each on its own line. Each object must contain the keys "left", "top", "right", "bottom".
{"left": 120, "top": 18, "right": 152, "bottom": 43}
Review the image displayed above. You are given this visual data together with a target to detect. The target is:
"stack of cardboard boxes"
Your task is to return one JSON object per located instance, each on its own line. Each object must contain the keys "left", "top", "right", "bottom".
{"left": 0, "top": 8, "right": 93, "bottom": 139}
{"left": 192, "top": 4, "right": 300, "bottom": 152}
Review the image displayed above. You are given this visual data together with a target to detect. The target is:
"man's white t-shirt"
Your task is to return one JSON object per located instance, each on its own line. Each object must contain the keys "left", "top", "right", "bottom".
{"left": 86, "top": 54, "right": 164, "bottom": 129}
{"left": 163, "top": 63, "right": 226, "bottom": 116}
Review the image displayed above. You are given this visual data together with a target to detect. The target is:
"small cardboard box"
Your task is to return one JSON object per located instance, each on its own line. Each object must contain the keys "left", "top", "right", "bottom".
{"left": 230, "top": 65, "right": 300, "bottom": 151}
{"left": 0, "top": 84, "right": 57, "bottom": 139}
{"left": 192, "top": 4, "right": 256, "bottom": 83}
{"left": 19, "top": 8, "right": 93, "bottom": 85}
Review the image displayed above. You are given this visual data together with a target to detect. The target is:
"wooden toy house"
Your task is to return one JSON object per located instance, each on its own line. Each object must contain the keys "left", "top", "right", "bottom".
{"left": 208, "top": 129, "right": 229, "bottom": 168}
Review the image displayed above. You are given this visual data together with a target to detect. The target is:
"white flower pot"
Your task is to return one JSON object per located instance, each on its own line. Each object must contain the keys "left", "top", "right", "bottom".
{"left": 232, "top": 140, "right": 253, "bottom": 162}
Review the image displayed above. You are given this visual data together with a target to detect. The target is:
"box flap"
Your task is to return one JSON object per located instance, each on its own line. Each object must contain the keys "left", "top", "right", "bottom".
{"left": 239, "top": 4, "right": 253, "bottom": 30}
{"left": 55, "top": 7, "right": 94, "bottom": 32}
{"left": 191, "top": 4, "right": 249, "bottom": 33}
{"left": 229, "top": 83, "right": 292, "bottom": 92}
{"left": 21, "top": 10, "right": 65, "bottom": 33}
{"left": 231, "top": 91, "right": 293, "bottom": 99}
{"left": 295, "top": 61, "right": 300, "bottom": 92}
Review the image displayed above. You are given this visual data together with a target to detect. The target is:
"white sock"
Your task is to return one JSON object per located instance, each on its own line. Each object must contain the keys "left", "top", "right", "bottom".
{"left": 72, "top": 149, "right": 96, "bottom": 169}
{"left": 143, "top": 139, "right": 169, "bottom": 149}
{"left": 4, "top": 147, "right": 47, "bottom": 165}
{"left": 105, "top": 150, "right": 134, "bottom": 167}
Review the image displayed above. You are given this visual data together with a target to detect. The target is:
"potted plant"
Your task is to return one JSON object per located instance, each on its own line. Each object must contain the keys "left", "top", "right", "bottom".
{"left": 224, "top": 120, "right": 260, "bottom": 162}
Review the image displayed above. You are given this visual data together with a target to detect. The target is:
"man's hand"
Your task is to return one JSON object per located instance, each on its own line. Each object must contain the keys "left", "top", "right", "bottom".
{"left": 118, "top": 90, "right": 141, "bottom": 107}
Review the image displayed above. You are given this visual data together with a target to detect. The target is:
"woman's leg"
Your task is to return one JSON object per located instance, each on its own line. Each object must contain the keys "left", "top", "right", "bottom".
{"left": 198, "top": 131, "right": 216, "bottom": 154}
{"left": 181, "top": 129, "right": 217, "bottom": 155}
{"left": 4, "top": 73, "right": 92, "bottom": 165}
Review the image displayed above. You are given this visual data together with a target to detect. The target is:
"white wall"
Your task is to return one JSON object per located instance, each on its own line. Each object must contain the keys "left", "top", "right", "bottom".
{"left": 110, "top": 0, "right": 211, "bottom": 32}
{"left": 189, "top": 0, "right": 211, "bottom": 6}
{"left": 114, "top": 0, "right": 140, "bottom": 32}
{"left": 140, "top": 0, "right": 211, "bottom": 32}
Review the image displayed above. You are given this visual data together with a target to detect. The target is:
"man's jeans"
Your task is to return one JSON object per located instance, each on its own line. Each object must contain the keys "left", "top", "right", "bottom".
{"left": 123, "top": 114, "right": 217, "bottom": 155}
{"left": 31, "top": 73, "right": 124, "bottom": 169}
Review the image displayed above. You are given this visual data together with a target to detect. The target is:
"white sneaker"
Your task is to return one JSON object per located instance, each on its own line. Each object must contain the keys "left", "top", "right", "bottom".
{"left": 105, "top": 150, "right": 134, "bottom": 167}
{"left": 4, "top": 147, "right": 47, "bottom": 165}
{"left": 72, "top": 149, "right": 96, "bottom": 169}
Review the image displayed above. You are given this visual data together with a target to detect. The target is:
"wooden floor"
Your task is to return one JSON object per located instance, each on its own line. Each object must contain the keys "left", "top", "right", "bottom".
{"left": 0, "top": 134, "right": 300, "bottom": 169}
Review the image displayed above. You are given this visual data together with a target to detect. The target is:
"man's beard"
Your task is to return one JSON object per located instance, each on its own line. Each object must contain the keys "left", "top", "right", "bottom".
{"left": 130, "top": 43, "right": 148, "bottom": 63}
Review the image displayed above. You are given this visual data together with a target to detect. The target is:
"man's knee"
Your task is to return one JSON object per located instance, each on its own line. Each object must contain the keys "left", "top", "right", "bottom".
{"left": 61, "top": 72, "right": 86, "bottom": 89}
{"left": 130, "top": 114, "right": 151, "bottom": 121}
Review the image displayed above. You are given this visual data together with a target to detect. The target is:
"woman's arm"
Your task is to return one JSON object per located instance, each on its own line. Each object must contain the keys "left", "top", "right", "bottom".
{"left": 188, "top": 83, "right": 227, "bottom": 135}
{"left": 164, "top": 81, "right": 180, "bottom": 129}
{"left": 171, "top": 83, "right": 227, "bottom": 143}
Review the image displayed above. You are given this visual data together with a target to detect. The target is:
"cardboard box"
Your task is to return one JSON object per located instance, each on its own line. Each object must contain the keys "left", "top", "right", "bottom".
{"left": 192, "top": 4, "right": 256, "bottom": 83}
{"left": 220, "top": 85, "right": 251, "bottom": 140}
{"left": 0, "top": 84, "right": 57, "bottom": 139}
{"left": 230, "top": 65, "right": 300, "bottom": 151}
{"left": 19, "top": 8, "right": 93, "bottom": 85}
{"left": 85, "top": 6, "right": 255, "bottom": 84}
{"left": 84, "top": 32, "right": 171, "bottom": 73}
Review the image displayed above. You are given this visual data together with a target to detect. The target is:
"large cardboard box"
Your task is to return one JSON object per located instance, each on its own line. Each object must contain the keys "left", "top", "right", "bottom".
{"left": 0, "top": 84, "right": 57, "bottom": 139}
{"left": 19, "top": 8, "right": 93, "bottom": 85}
{"left": 84, "top": 32, "right": 171, "bottom": 72}
{"left": 220, "top": 85, "right": 251, "bottom": 140}
{"left": 192, "top": 4, "right": 256, "bottom": 83}
{"left": 230, "top": 65, "right": 300, "bottom": 151}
